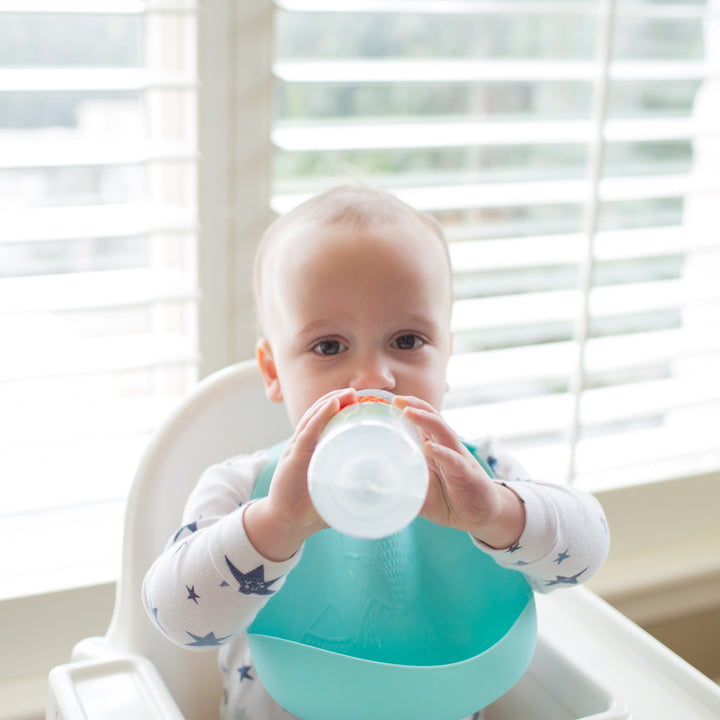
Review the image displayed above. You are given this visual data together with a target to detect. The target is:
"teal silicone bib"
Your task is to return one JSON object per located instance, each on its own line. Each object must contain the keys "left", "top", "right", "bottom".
{"left": 247, "top": 441, "right": 537, "bottom": 720}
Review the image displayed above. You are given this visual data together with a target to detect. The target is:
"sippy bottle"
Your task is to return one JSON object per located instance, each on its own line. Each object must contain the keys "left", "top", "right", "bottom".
{"left": 307, "top": 389, "right": 429, "bottom": 539}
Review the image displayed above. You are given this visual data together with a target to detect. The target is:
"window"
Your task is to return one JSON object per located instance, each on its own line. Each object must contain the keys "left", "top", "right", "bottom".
{"left": 0, "top": 3, "right": 199, "bottom": 598}
{"left": 272, "top": 0, "right": 720, "bottom": 491}
{"left": 2, "top": 0, "right": 719, "bottom": 604}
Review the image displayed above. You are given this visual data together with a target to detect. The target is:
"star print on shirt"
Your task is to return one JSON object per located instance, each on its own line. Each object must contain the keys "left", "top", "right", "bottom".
{"left": 545, "top": 567, "right": 588, "bottom": 586}
{"left": 186, "top": 585, "right": 200, "bottom": 604}
{"left": 554, "top": 549, "right": 571, "bottom": 565}
{"left": 506, "top": 541, "right": 522, "bottom": 553}
{"left": 238, "top": 665, "right": 254, "bottom": 682}
{"left": 185, "top": 630, "right": 231, "bottom": 646}
{"left": 600, "top": 513, "right": 609, "bottom": 534}
{"left": 225, "top": 556, "right": 279, "bottom": 595}
{"left": 151, "top": 607, "right": 166, "bottom": 635}
{"left": 173, "top": 519, "right": 199, "bottom": 542}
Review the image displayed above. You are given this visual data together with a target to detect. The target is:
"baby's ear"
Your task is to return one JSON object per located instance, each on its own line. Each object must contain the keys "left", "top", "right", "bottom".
{"left": 256, "top": 337, "right": 283, "bottom": 403}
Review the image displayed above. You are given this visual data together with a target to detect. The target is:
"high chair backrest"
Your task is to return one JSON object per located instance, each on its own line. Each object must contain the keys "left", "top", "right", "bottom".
{"left": 98, "top": 361, "right": 291, "bottom": 720}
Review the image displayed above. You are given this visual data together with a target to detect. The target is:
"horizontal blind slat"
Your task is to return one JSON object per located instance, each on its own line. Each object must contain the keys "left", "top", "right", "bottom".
{"left": 274, "top": 60, "right": 598, "bottom": 83}
{"left": 4, "top": 204, "right": 197, "bottom": 242}
{"left": 275, "top": 173, "right": 718, "bottom": 214}
{"left": 452, "top": 279, "right": 720, "bottom": 331}
{"left": 275, "top": 180, "right": 589, "bottom": 214}
{"left": 273, "top": 120, "right": 593, "bottom": 151}
{"left": 0, "top": 394, "right": 184, "bottom": 449}
{"left": 1, "top": 334, "right": 198, "bottom": 382}
{"left": 508, "top": 423, "right": 720, "bottom": 487}
{"left": 447, "top": 325, "right": 720, "bottom": 391}
{"left": 443, "top": 393, "right": 572, "bottom": 441}
{"left": 0, "top": 2, "right": 198, "bottom": 14}
{"left": 275, "top": 60, "right": 716, "bottom": 85}
{"left": 453, "top": 289, "right": 580, "bottom": 330}
{"left": 0, "top": 68, "right": 197, "bottom": 93}
{"left": 274, "top": 117, "right": 719, "bottom": 152}
{"left": 449, "top": 226, "right": 719, "bottom": 272}
{"left": 444, "top": 376, "right": 720, "bottom": 448}
{"left": 0, "top": 269, "right": 198, "bottom": 313}
{"left": 276, "top": 0, "right": 711, "bottom": 20}
{"left": 580, "top": 374, "right": 720, "bottom": 427}
{"left": 0, "top": 141, "right": 197, "bottom": 170}
{"left": 275, "top": 1, "right": 601, "bottom": 15}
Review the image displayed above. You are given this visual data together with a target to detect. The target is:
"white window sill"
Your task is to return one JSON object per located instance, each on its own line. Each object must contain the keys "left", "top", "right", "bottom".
{"left": 588, "top": 469, "right": 720, "bottom": 625}
{"left": 0, "top": 583, "right": 116, "bottom": 719}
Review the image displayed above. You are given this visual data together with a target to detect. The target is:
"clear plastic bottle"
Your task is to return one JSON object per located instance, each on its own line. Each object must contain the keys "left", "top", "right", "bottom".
{"left": 307, "top": 389, "right": 429, "bottom": 538}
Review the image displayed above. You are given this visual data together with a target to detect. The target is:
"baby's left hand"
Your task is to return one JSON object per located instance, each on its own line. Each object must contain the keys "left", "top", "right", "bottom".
{"left": 393, "top": 396, "right": 525, "bottom": 550}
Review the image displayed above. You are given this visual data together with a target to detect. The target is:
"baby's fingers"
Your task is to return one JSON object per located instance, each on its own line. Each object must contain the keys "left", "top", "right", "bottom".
{"left": 395, "top": 399, "right": 468, "bottom": 456}
{"left": 294, "top": 388, "right": 356, "bottom": 441}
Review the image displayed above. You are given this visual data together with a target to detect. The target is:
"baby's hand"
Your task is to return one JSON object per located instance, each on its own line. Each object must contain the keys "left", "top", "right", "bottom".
{"left": 393, "top": 396, "right": 525, "bottom": 549}
{"left": 244, "top": 387, "right": 357, "bottom": 561}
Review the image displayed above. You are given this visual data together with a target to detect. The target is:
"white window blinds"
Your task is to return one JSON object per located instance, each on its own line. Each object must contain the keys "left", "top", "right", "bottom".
{"left": 272, "top": 0, "right": 720, "bottom": 490}
{"left": 0, "top": 3, "right": 199, "bottom": 597}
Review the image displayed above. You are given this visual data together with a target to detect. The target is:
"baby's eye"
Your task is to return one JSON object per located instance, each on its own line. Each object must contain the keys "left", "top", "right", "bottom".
{"left": 312, "top": 339, "right": 347, "bottom": 356}
{"left": 392, "top": 334, "right": 424, "bottom": 350}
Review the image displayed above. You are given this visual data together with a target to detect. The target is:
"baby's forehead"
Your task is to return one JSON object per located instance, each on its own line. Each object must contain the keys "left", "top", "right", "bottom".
{"left": 272, "top": 218, "right": 450, "bottom": 291}
{"left": 254, "top": 191, "right": 452, "bottom": 328}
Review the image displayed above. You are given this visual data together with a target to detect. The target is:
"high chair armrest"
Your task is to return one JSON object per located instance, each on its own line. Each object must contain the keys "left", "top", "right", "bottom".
{"left": 47, "top": 654, "right": 185, "bottom": 720}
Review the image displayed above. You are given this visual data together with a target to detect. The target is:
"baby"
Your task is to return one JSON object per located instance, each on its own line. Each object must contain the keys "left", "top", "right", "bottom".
{"left": 144, "top": 186, "right": 609, "bottom": 719}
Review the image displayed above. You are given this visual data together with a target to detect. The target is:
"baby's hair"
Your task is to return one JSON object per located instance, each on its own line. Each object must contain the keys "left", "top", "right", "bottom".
{"left": 253, "top": 185, "right": 451, "bottom": 331}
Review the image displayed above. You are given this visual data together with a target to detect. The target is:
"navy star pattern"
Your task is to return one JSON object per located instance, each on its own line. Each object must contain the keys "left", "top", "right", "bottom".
{"left": 186, "top": 584, "right": 200, "bottom": 604}
{"left": 506, "top": 541, "right": 522, "bottom": 554}
{"left": 225, "top": 556, "right": 279, "bottom": 595}
{"left": 173, "top": 519, "right": 199, "bottom": 542}
{"left": 545, "top": 567, "right": 588, "bottom": 587}
{"left": 554, "top": 549, "right": 571, "bottom": 565}
{"left": 185, "top": 630, "right": 231, "bottom": 646}
{"left": 238, "top": 665, "right": 254, "bottom": 682}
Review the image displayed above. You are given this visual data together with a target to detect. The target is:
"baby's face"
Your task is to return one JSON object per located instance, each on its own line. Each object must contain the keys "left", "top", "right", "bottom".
{"left": 258, "top": 217, "right": 453, "bottom": 427}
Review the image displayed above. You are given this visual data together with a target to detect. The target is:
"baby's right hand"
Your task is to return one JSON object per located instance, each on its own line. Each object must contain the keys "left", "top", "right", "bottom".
{"left": 243, "top": 387, "right": 357, "bottom": 561}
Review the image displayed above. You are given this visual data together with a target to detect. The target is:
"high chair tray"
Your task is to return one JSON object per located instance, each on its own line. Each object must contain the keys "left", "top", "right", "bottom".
{"left": 47, "top": 588, "right": 720, "bottom": 720}
{"left": 486, "top": 635, "right": 630, "bottom": 720}
{"left": 48, "top": 655, "right": 184, "bottom": 720}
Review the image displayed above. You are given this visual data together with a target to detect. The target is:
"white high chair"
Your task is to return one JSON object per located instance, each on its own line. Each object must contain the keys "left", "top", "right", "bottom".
{"left": 47, "top": 360, "right": 292, "bottom": 720}
{"left": 47, "top": 361, "right": 720, "bottom": 720}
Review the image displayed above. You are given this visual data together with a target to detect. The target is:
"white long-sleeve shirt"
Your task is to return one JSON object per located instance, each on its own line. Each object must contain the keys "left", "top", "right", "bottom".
{"left": 143, "top": 439, "right": 609, "bottom": 720}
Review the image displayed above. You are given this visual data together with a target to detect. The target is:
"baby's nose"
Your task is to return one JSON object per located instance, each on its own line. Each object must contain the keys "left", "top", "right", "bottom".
{"left": 350, "top": 358, "right": 395, "bottom": 392}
